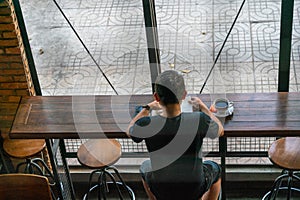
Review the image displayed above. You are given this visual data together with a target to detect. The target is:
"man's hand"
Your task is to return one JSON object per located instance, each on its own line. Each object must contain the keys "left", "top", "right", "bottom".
{"left": 209, "top": 104, "right": 217, "bottom": 113}
{"left": 189, "top": 96, "right": 224, "bottom": 137}
{"left": 127, "top": 100, "right": 160, "bottom": 138}
{"left": 189, "top": 97, "right": 208, "bottom": 111}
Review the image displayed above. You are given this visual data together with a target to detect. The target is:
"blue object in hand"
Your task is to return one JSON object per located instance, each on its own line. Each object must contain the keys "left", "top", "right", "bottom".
{"left": 135, "top": 106, "right": 143, "bottom": 117}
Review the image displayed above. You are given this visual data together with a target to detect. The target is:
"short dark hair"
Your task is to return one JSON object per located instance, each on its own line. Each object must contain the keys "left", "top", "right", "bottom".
{"left": 155, "top": 70, "right": 185, "bottom": 105}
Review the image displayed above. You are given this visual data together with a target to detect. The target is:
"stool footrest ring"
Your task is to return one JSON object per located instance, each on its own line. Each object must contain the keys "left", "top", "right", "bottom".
{"left": 83, "top": 167, "right": 135, "bottom": 200}
{"left": 83, "top": 182, "right": 135, "bottom": 200}
{"left": 262, "top": 187, "right": 300, "bottom": 200}
{"left": 262, "top": 170, "right": 300, "bottom": 200}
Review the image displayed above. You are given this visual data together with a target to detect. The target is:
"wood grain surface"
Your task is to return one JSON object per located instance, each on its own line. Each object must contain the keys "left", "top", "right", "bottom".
{"left": 9, "top": 92, "right": 300, "bottom": 139}
{"left": 268, "top": 137, "right": 300, "bottom": 170}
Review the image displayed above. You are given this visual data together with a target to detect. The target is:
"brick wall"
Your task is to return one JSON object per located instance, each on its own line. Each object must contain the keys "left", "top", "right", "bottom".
{"left": 0, "top": 0, "right": 35, "bottom": 97}
{"left": 0, "top": 0, "right": 35, "bottom": 137}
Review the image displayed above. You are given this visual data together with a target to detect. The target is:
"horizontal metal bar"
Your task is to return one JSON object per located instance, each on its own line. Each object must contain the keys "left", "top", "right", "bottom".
{"left": 63, "top": 151, "right": 268, "bottom": 159}
{"left": 225, "top": 152, "right": 268, "bottom": 157}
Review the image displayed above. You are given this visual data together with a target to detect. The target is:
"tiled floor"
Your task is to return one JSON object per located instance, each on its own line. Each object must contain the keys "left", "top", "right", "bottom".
{"left": 19, "top": 0, "right": 300, "bottom": 96}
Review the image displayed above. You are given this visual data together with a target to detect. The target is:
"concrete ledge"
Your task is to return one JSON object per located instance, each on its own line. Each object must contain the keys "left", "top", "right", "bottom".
{"left": 70, "top": 164, "right": 283, "bottom": 183}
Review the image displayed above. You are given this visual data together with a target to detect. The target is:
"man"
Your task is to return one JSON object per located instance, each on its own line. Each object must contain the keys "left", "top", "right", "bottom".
{"left": 127, "top": 70, "right": 224, "bottom": 200}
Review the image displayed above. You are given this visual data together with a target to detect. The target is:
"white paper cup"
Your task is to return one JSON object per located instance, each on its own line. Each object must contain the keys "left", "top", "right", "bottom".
{"left": 181, "top": 96, "right": 193, "bottom": 112}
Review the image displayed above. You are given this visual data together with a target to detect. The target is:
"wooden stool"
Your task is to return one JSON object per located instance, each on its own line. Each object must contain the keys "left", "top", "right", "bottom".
{"left": 3, "top": 139, "right": 54, "bottom": 185}
{"left": 262, "top": 137, "right": 300, "bottom": 200}
{"left": 77, "top": 139, "right": 135, "bottom": 200}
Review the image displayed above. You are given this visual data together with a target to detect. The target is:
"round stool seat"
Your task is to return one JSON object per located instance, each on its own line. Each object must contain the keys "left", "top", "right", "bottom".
{"left": 77, "top": 139, "right": 121, "bottom": 169}
{"left": 269, "top": 137, "right": 300, "bottom": 170}
{"left": 3, "top": 139, "right": 46, "bottom": 158}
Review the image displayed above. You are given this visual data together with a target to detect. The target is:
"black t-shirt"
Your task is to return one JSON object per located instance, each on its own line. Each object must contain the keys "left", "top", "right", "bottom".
{"left": 129, "top": 112, "right": 219, "bottom": 199}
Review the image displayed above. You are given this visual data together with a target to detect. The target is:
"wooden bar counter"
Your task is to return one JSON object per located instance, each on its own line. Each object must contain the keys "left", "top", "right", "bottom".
{"left": 10, "top": 92, "right": 300, "bottom": 139}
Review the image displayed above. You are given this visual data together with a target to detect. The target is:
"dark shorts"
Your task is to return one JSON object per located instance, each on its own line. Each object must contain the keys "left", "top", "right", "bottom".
{"left": 202, "top": 160, "right": 222, "bottom": 191}
{"left": 140, "top": 160, "right": 221, "bottom": 199}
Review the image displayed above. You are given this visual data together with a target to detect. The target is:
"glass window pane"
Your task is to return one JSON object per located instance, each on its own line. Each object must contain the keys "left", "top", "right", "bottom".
{"left": 20, "top": 0, "right": 152, "bottom": 95}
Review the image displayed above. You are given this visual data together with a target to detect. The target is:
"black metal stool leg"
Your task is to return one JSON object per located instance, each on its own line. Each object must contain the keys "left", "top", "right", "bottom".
{"left": 32, "top": 158, "right": 52, "bottom": 175}
{"left": 17, "top": 158, "right": 37, "bottom": 173}
{"left": 104, "top": 169, "right": 124, "bottom": 200}
{"left": 287, "top": 174, "right": 292, "bottom": 200}
{"left": 84, "top": 169, "right": 102, "bottom": 200}
{"left": 84, "top": 167, "right": 135, "bottom": 200}
{"left": 272, "top": 175, "right": 286, "bottom": 200}
{"left": 85, "top": 169, "right": 130, "bottom": 200}
{"left": 32, "top": 158, "right": 56, "bottom": 185}
{"left": 273, "top": 170, "right": 288, "bottom": 199}
{"left": 16, "top": 161, "right": 27, "bottom": 172}
{"left": 26, "top": 159, "right": 35, "bottom": 174}
{"left": 98, "top": 171, "right": 106, "bottom": 200}
{"left": 108, "top": 166, "right": 135, "bottom": 200}
{"left": 29, "top": 160, "right": 45, "bottom": 174}
{"left": 292, "top": 173, "right": 300, "bottom": 182}
{"left": 103, "top": 172, "right": 110, "bottom": 194}
{"left": 263, "top": 173, "right": 289, "bottom": 200}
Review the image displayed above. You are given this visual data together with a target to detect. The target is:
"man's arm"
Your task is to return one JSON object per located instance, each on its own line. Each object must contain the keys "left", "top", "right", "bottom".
{"left": 190, "top": 97, "right": 224, "bottom": 137}
{"left": 126, "top": 100, "right": 161, "bottom": 137}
